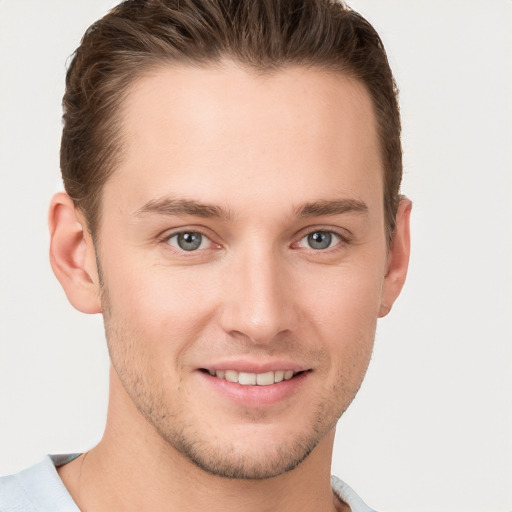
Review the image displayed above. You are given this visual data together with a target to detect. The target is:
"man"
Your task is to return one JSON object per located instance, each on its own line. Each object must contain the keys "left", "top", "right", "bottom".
{"left": 0, "top": 0, "right": 411, "bottom": 510}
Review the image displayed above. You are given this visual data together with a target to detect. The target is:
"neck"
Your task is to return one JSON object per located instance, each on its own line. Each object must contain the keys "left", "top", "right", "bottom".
{"left": 58, "top": 369, "right": 346, "bottom": 512}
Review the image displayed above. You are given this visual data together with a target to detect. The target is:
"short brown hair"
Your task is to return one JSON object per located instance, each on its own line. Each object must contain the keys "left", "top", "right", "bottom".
{"left": 61, "top": 0, "right": 402, "bottom": 239}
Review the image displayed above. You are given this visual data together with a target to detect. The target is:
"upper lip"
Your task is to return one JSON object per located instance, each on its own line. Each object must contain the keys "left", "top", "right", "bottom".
{"left": 198, "top": 360, "right": 311, "bottom": 373}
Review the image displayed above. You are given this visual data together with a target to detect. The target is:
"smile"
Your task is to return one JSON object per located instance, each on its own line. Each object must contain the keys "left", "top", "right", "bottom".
{"left": 204, "top": 369, "right": 299, "bottom": 386}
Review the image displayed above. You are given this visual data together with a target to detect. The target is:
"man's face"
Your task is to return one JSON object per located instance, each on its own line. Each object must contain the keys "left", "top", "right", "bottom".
{"left": 95, "top": 63, "right": 391, "bottom": 478}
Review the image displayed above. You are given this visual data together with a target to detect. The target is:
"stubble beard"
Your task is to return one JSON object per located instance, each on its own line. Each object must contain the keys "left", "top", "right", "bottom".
{"left": 100, "top": 282, "right": 372, "bottom": 480}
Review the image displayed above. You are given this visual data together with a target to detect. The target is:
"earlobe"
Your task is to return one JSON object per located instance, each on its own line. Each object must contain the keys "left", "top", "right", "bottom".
{"left": 48, "top": 192, "right": 102, "bottom": 314}
{"left": 379, "top": 198, "right": 412, "bottom": 318}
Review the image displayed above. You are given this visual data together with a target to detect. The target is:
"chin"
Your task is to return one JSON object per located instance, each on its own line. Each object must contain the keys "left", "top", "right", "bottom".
{"left": 144, "top": 405, "right": 339, "bottom": 480}
{"left": 167, "top": 427, "right": 324, "bottom": 480}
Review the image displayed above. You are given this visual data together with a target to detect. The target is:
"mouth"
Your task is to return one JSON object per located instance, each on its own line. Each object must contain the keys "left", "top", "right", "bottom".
{"left": 200, "top": 369, "right": 306, "bottom": 386}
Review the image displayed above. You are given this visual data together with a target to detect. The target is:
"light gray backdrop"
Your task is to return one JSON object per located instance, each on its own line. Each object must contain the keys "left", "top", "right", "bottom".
{"left": 0, "top": 1, "right": 511, "bottom": 511}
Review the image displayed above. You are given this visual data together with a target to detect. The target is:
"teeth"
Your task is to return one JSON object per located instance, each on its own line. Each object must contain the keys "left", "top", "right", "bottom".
{"left": 225, "top": 370, "right": 239, "bottom": 383}
{"left": 239, "top": 372, "right": 256, "bottom": 385}
{"left": 207, "top": 369, "right": 299, "bottom": 385}
{"left": 256, "top": 371, "right": 274, "bottom": 386}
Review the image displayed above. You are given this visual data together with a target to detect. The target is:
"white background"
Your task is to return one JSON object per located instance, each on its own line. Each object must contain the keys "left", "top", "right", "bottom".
{"left": 0, "top": 1, "right": 511, "bottom": 511}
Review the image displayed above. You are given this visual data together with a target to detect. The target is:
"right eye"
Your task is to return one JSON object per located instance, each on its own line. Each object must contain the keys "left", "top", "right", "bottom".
{"left": 166, "top": 231, "right": 210, "bottom": 252}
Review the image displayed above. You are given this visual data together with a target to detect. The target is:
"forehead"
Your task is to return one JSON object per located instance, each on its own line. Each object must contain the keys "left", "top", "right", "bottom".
{"left": 106, "top": 62, "right": 383, "bottom": 217}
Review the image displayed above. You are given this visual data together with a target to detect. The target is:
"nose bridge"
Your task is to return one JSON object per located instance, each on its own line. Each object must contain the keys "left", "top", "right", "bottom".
{"left": 221, "top": 241, "right": 297, "bottom": 344}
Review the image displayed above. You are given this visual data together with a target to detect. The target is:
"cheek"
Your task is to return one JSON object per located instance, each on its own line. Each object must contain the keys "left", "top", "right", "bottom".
{"left": 303, "top": 262, "right": 384, "bottom": 328}
{"left": 102, "top": 259, "right": 221, "bottom": 354}
{"left": 302, "top": 263, "right": 383, "bottom": 375}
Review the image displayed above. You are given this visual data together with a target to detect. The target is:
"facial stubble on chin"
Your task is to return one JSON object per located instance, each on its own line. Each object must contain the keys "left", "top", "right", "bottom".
{"left": 97, "top": 263, "right": 372, "bottom": 480}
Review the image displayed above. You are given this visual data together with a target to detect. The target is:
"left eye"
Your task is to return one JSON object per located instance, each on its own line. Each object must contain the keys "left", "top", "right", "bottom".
{"left": 167, "top": 232, "right": 210, "bottom": 251}
{"left": 297, "top": 231, "right": 341, "bottom": 250}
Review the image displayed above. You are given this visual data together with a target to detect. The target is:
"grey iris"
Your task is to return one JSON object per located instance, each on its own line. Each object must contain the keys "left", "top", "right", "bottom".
{"left": 177, "top": 232, "right": 202, "bottom": 251}
{"left": 308, "top": 231, "right": 332, "bottom": 250}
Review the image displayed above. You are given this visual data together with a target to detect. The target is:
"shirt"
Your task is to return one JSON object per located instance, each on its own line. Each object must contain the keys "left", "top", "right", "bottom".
{"left": 0, "top": 454, "right": 377, "bottom": 512}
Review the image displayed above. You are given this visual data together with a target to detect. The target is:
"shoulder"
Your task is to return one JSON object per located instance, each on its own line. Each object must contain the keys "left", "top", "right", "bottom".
{"left": 0, "top": 455, "right": 80, "bottom": 512}
{"left": 331, "top": 475, "right": 379, "bottom": 512}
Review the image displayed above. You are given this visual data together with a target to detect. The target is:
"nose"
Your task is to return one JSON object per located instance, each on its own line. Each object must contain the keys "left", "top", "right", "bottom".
{"left": 219, "top": 245, "right": 299, "bottom": 345}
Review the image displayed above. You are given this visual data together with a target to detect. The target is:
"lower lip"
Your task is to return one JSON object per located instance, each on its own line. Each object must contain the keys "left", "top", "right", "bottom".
{"left": 198, "top": 371, "right": 309, "bottom": 408}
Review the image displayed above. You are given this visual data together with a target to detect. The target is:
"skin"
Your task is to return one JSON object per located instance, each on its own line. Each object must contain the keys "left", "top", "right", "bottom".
{"left": 49, "top": 62, "right": 411, "bottom": 512}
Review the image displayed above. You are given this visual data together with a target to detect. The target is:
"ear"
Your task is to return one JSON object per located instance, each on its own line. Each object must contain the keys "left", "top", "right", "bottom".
{"left": 379, "top": 198, "right": 412, "bottom": 317}
{"left": 48, "top": 192, "right": 102, "bottom": 314}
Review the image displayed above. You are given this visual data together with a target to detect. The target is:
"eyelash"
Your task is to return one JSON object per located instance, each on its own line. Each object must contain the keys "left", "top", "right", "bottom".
{"left": 160, "top": 228, "right": 350, "bottom": 254}
{"left": 293, "top": 228, "right": 350, "bottom": 253}
{"left": 162, "top": 229, "right": 217, "bottom": 254}
{"left": 295, "top": 231, "right": 343, "bottom": 251}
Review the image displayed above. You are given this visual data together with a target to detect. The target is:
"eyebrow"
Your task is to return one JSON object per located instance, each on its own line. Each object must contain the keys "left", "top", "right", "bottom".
{"left": 134, "top": 197, "right": 232, "bottom": 220}
{"left": 295, "top": 198, "right": 368, "bottom": 218}
{"left": 134, "top": 196, "right": 367, "bottom": 221}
